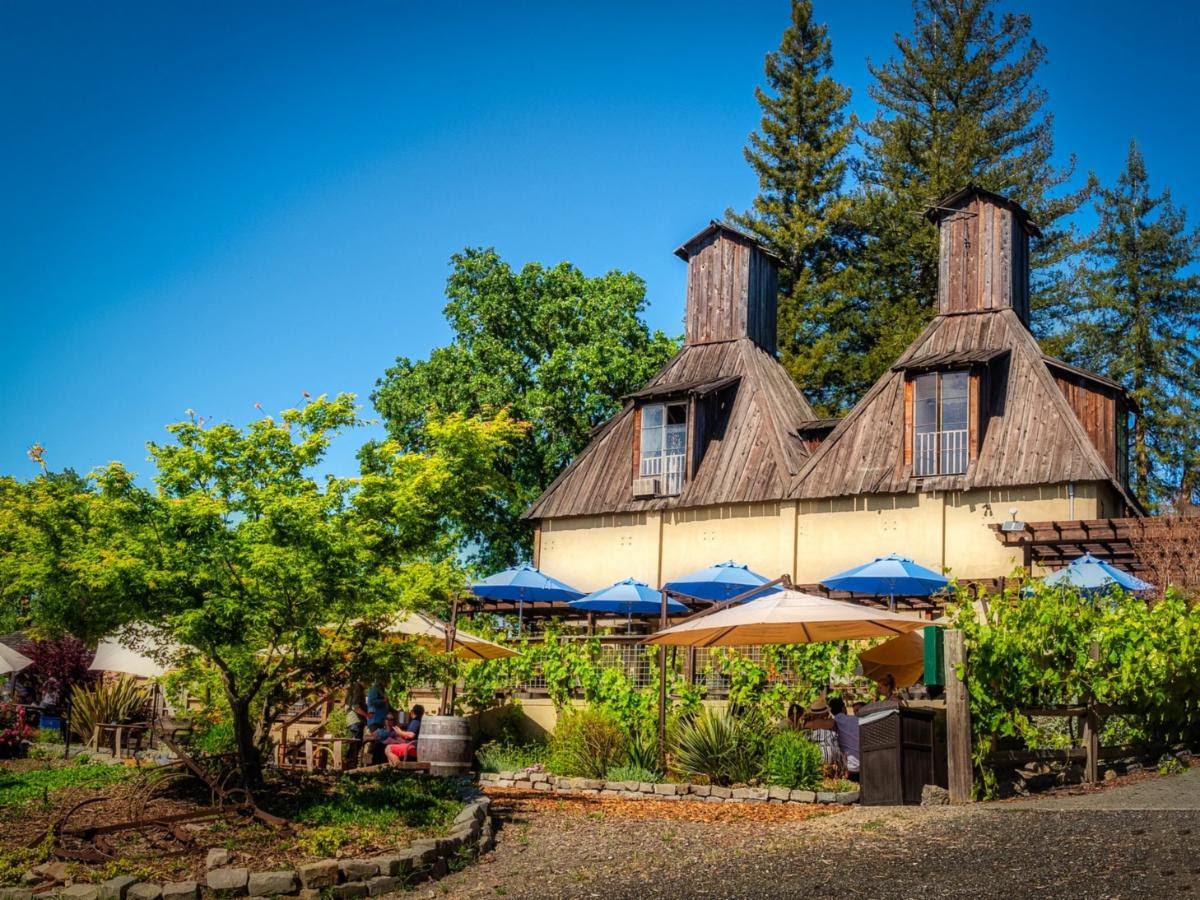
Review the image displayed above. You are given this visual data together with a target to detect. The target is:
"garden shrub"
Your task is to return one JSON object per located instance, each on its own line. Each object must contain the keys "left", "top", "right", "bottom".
{"left": 671, "top": 706, "right": 772, "bottom": 786}
{"left": 624, "top": 722, "right": 659, "bottom": 772}
{"left": 605, "top": 763, "right": 661, "bottom": 784}
{"left": 476, "top": 739, "right": 544, "bottom": 773}
{"left": 68, "top": 676, "right": 147, "bottom": 743}
{"left": 763, "top": 730, "right": 823, "bottom": 790}
{"left": 547, "top": 707, "right": 625, "bottom": 779}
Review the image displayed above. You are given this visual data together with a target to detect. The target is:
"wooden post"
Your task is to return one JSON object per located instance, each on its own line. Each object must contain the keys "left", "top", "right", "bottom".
{"left": 1083, "top": 640, "right": 1100, "bottom": 783}
{"left": 944, "top": 629, "right": 973, "bottom": 803}
{"left": 657, "top": 589, "right": 668, "bottom": 772}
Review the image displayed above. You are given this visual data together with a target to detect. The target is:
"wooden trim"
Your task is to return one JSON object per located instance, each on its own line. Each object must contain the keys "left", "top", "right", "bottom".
{"left": 968, "top": 372, "right": 980, "bottom": 462}
{"left": 903, "top": 378, "right": 914, "bottom": 466}
{"left": 532, "top": 525, "right": 542, "bottom": 569}
{"left": 685, "top": 395, "right": 697, "bottom": 481}
{"left": 631, "top": 406, "right": 642, "bottom": 480}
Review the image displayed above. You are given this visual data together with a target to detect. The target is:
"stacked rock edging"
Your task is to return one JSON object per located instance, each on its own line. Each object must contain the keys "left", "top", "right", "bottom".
{"left": 0, "top": 792, "right": 494, "bottom": 900}
{"left": 478, "top": 771, "right": 859, "bottom": 805}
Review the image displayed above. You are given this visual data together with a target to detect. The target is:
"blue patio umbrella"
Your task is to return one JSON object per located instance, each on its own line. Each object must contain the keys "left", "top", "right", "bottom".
{"left": 821, "top": 553, "right": 950, "bottom": 609}
{"left": 471, "top": 564, "right": 585, "bottom": 632}
{"left": 570, "top": 578, "right": 690, "bottom": 631}
{"left": 663, "top": 561, "right": 783, "bottom": 602}
{"left": 1042, "top": 554, "right": 1153, "bottom": 593}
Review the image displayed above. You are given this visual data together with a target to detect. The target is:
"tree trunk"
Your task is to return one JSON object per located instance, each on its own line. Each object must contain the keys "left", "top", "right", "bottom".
{"left": 227, "top": 693, "right": 265, "bottom": 793}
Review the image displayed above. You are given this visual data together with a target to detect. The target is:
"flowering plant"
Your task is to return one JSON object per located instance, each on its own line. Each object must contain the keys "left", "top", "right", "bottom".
{"left": 0, "top": 701, "right": 34, "bottom": 756}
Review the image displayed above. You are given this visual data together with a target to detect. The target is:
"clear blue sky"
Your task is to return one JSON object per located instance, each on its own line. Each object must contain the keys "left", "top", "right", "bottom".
{"left": 3, "top": 1, "right": 1197, "bottom": 481}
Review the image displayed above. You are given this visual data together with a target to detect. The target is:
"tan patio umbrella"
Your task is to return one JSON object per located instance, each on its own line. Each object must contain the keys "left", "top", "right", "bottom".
{"left": 383, "top": 611, "right": 519, "bottom": 661}
{"left": 643, "top": 589, "right": 933, "bottom": 648}
{"left": 857, "top": 630, "right": 926, "bottom": 690}
{"left": 0, "top": 641, "right": 33, "bottom": 676}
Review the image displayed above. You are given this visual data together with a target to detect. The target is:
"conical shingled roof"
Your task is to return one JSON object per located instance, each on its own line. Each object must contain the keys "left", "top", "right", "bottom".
{"left": 524, "top": 338, "right": 817, "bottom": 519}
{"left": 789, "top": 307, "right": 1138, "bottom": 506}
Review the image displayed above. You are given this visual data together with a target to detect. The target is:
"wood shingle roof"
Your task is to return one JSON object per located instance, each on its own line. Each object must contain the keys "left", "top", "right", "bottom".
{"left": 523, "top": 338, "right": 817, "bottom": 519}
{"left": 789, "top": 308, "right": 1137, "bottom": 505}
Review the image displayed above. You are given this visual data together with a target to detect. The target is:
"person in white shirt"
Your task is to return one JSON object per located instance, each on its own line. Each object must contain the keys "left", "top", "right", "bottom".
{"left": 830, "top": 697, "right": 860, "bottom": 779}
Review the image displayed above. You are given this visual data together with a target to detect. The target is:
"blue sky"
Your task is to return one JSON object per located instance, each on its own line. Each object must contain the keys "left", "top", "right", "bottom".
{"left": 2, "top": 1, "right": 1197, "bottom": 482}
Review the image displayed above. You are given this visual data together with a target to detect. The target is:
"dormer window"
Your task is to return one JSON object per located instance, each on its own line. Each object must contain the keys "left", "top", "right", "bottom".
{"left": 913, "top": 371, "right": 969, "bottom": 476}
{"left": 639, "top": 402, "right": 687, "bottom": 495}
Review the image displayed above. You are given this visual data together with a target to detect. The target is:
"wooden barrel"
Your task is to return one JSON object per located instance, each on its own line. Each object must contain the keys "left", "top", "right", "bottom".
{"left": 416, "top": 715, "right": 473, "bottom": 776}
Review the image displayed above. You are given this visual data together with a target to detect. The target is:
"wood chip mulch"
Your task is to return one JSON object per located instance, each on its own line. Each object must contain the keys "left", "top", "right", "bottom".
{"left": 481, "top": 787, "right": 843, "bottom": 824}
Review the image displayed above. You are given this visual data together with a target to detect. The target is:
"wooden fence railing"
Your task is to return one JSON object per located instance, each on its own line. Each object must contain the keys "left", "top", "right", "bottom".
{"left": 983, "top": 701, "right": 1131, "bottom": 784}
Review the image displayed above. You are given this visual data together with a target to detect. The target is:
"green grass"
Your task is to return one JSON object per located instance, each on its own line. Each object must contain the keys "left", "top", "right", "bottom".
{"left": 267, "top": 769, "right": 462, "bottom": 831}
{"left": 0, "top": 762, "right": 133, "bottom": 809}
{"left": 263, "top": 770, "right": 463, "bottom": 861}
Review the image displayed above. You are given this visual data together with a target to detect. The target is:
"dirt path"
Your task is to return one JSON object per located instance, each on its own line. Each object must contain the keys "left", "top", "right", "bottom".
{"left": 1002, "top": 766, "right": 1200, "bottom": 810}
{"left": 408, "top": 780, "right": 1200, "bottom": 899}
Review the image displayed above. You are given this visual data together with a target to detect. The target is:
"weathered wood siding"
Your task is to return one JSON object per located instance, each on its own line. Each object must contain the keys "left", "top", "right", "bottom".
{"left": 1053, "top": 374, "right": 1119, "bottom": 475}
{"left": 684, "top": 231, "right": 777, "bottom": 353}
{"left": 937, "top": 193, "right": 1032, "bottom": 323}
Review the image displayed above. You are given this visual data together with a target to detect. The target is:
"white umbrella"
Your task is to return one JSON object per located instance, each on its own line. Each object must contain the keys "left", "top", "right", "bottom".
{"left": 89, "top": 635, "right": 174, "bottom": 679}
{"left": 643, "top": 589, "right": 934, "bottom": 648}
{"left": 0, "top": 641, "right": 33, "bottom": 675}
{"left": 383, "top": 611, "right": 519, "bottom": 661}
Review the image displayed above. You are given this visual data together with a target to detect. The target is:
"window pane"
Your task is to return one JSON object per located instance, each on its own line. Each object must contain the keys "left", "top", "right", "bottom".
{"left": 942, "top": 397, "right": 968, "bottom": 431}
{"left": 941, "top": 371, "right": 968, "bottom": 399}
{"left": 666, "top": 404, "right": 687, "bottom": 426}
{"left": 914, "top": 375, "right": 937, "bottom": 431}
{"left": 665, "top": 424, "right": 687, "bottom": 455}
{"left": 641, "top": 425, "right": 663, "bottom": 454}
{"left": 642, "top": 404, "right": 664, "bottom": 428}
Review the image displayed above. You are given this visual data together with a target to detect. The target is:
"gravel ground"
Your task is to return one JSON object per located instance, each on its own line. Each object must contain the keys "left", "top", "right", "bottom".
{"left": 411, "top": 776, "right": 1200, "bottom": 900}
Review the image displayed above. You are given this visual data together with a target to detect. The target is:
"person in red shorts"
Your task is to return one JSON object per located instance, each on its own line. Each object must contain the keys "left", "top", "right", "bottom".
{"left": 379, "top": 705, "right": 423, "bottom": 765}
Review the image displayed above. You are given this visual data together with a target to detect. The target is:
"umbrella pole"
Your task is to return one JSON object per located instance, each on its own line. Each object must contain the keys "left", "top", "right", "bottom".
{"left": 441, "top": 597, "right": 460, "bottom": 715}
{"left": 518, "top": 597, "right": 524, "bottom": 636}
{"left": 657, "top": 589, "right": 667, "bottom": 772}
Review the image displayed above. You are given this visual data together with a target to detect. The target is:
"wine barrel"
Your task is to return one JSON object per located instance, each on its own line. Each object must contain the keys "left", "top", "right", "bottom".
{"left": 416, "top": 715, "right": 473, "bottom": 776}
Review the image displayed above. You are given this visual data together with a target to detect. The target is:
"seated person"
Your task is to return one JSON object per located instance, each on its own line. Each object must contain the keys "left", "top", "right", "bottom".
{"left": 802, "top": 698, "right": 843, "bottom": 769}
{"left": 830, "top": 697, "right": 861, "bottom": 780}
{"left": 381, "top": 705, "right": 423, "bottom": 765}
{"left": 857, "top": 674, "right": 906, "bottom": 716}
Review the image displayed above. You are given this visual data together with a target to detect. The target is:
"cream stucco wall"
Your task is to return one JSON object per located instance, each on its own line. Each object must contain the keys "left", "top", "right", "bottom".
{"left": 538, "top": 511, "right": 662, "bottom": 590}
{"left": 537, "top": 482, "right": 1107, "bottom": 588}
{"left": 659, "top": 502, "right": 797, "bottom": 586}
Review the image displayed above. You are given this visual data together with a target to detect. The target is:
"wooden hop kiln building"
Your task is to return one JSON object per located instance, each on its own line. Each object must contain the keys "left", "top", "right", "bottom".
{"left": 524, "top": 187, "right": 1141, "bottom": 590}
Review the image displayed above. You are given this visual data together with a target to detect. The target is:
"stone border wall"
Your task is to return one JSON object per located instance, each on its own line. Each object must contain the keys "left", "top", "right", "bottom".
{"left": 0, "top": 796, "right": 493, "bottom": 900}
{"left": 479, "top": 771, "right": 859, "bottom": 805}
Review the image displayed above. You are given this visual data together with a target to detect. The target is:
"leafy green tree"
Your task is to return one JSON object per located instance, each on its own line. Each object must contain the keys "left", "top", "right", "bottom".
{"left": 727, "top": 0, "right": 860, "bottom": 413}
{"left": 0, "top": 397, "right": 524, "bottom": 789}
{"left": 854, "top": 0, "right": 1088, "bottom": 395}
{"left": 1059, "top": 141, "right": 1200, "bottom": 507}
{"left": 372, "top": 248, "right": 678, "bottom": 568}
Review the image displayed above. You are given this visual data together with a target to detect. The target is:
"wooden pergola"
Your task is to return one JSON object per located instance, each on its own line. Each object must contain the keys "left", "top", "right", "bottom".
{"left": 991, "top": 515, "right": 1200, "bottom": 584}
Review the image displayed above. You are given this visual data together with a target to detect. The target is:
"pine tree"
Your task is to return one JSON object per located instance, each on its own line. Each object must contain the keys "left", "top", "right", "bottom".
{"left": 727, "top": 0, "right": 859, "bottom": 414}
{"left": 1063, "top": 141, "right": 1200, "bottom": 508}
{"left": 854, "top": 0, "right": 1088, "bottom": 388}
